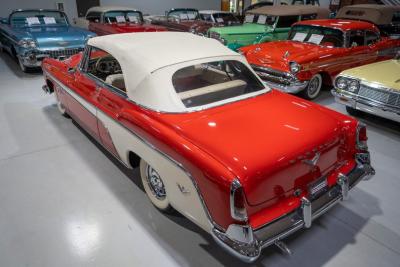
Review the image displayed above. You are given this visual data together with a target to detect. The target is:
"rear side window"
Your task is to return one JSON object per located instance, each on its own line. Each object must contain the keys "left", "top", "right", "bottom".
{"left": 172, "top": 61, "right": 265, "bottom": 108}
{"left": 276, "top": 16, "right": 299, "bottom": 28}
{"left": 366, "top": 31, "right": 379, "bottom": 45}
{"left": 86, "top": 11, "right": 101, "bottom": 22}
{"left": 348, "top": 30, "right": 365, "bottom": 47}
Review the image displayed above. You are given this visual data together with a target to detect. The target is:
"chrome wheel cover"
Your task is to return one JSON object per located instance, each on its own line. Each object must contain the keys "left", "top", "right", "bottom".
{"left": 145, "top": 165, "right": 166, "bottom": 200}
{"left": 308, "top": 76, "right": 321, "bottom": 97}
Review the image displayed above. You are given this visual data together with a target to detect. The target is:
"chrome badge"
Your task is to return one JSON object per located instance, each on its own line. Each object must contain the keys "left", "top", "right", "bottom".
{"left": 283, "top": 51, "right": 290, "bottom": 59}
{"left": 58, "top": 41, "right": 69, "bottom": 46}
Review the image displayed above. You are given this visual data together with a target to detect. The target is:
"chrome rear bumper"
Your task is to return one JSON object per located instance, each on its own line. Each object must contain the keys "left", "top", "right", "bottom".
{"left": 212, "top": 159, "right": 375, "bottom": 263}
{"left": 332, "top": 89, "right": 400, "bottom": 123}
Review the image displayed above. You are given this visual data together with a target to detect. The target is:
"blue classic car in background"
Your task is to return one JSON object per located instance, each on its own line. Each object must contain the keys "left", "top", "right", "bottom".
{"left": 0, "top": 9, "right": 96, "bottom": 72}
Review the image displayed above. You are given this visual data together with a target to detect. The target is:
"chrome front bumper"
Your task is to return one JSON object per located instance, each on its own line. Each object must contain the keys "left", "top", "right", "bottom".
{"left": 212, "top": 158, "right": 375, "bottom": 263}
{"left": 250, "top": 65, "right": 308, "bottom": 94}
{"left": 332, "top": 89, "right": 400, "bottom": 123}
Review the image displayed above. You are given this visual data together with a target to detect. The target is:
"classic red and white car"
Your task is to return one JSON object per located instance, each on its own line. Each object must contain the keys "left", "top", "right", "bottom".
{"left": 41, "top": 32, "right": 374, "bottom": 262}
{"left": 75, "top": 6, "right": 167, "bottom": 36}
{"left": 240, "top": 19, "right": 400, "bottom": 99}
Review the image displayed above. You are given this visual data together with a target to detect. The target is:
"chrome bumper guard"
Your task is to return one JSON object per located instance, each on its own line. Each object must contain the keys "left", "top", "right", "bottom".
{"left": 212, "top": 159, "right": 375, "bottom": 263}
{"left": 332, "top": 89, "right": 400, "bottom": 123}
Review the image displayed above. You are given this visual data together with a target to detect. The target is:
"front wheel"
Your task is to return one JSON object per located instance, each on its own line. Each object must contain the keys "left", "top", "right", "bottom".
{"left": 301, "top": 74, "right": 322, "bottom": 100}
{"left": 140, "top": 160, "right": 173, "bottom": 212}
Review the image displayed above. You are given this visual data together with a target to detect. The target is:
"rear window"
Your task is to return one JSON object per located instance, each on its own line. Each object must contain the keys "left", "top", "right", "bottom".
{"left": 172, "top": 60, "right": 265, "bottom": 108}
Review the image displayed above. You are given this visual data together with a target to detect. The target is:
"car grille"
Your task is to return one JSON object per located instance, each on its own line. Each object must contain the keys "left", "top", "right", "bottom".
{"left": 358, "top": 84, "right": 400, "bottom": 108}
{"left": 251, "top": 64, "right": 294, "bottom": 86}
{"left": 41, "top": 48, "right": 84, "bottom": 59}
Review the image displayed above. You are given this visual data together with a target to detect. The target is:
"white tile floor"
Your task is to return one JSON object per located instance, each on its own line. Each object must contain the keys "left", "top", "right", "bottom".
{"left": 0, "top": 51, "right": 399, "bottom": 267}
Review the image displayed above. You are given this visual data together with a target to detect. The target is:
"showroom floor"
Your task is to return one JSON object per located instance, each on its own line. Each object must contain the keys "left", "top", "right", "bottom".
{"left": 0, "top": 51, "right": 400, "bottom": 267}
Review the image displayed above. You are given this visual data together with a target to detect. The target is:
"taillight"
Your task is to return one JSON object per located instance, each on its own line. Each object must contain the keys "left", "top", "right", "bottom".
{"left": 230, "top": 179, "right": 248, "bottom": 222}
{"left": 356, "top": 122, "right": 368, "bottom": 151}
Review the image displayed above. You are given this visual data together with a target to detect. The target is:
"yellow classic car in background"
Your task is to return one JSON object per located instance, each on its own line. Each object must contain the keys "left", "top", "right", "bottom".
{"left": 332, "top": 55, "right": 400, "bottom": 123}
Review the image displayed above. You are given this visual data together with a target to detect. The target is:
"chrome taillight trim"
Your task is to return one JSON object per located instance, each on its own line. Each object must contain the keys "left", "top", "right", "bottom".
{"left": 230, "top": 179, "right": 248, "bottom": 222}
{"left": 356, "top": 122, "right": 368, "bottom": 151}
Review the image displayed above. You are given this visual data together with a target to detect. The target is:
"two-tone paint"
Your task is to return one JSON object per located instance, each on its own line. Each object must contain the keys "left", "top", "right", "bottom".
{"left": 41, "top": 39, "right": 374, "bottom": 262}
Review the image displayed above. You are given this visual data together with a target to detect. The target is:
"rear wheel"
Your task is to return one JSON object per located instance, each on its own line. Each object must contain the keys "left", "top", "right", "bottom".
{"left": 301, "top": 74, "right": 322, "bottom": 100}
{"left": 140, "top": 159, "right": 173, "bottom": 212}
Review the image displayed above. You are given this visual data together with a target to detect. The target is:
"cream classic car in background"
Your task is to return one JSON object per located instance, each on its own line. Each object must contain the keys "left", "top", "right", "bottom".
{"left": 332, "top": 54, "right": 400, "bottom": 123}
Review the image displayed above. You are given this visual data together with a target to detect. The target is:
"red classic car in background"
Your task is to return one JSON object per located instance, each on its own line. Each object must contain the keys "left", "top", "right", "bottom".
{"left": 74, "top": 6, "right": 167, "bottom": 36}
{"left": 41, "top": 32, "right": 374, "bottom": 262}
{"left": 240, "top": 19, "right": 400, "bottom": 99}
{"left": 150, "top": 8, "right": 214, "bottom": 35}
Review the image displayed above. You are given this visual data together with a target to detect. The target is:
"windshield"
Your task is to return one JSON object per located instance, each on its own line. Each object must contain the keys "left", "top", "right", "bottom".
{"left": 169, "top": 10, "right": 199, "bottom": 20}
{"left": 10, "top": 10, "right": 68, "bottom": 27}
{"left": 104, "top": 11, "right": 143, "bottom": 24}
{"left": 288, "top": 25, "right": 344, "bottom": 47}
{"left": 213, "top": 13, "right": 240, "bottom": 24}
{"left": 244, "top": 13, "right": 277, "bottom": 26}
{"left": 172, "top": 60, "right": 265, "bottom": 108}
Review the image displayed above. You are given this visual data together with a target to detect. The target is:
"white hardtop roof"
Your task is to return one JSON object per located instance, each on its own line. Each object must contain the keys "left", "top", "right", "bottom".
{"left": 87, "top": 32, "right": 251, "bottom": 112}
{"left": 199, "top": 10, "right": 231, "bottom": 14}
{"left": 86, "top": 6, "right": 137, "bottom": 15}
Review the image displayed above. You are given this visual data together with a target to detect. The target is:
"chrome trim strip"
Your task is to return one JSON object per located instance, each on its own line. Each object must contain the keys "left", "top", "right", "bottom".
{"left": 230, "top": 179, "right": 248, "bottom": 222}
{"left": 44, "top": 71, "right": 223, "bottom": 231}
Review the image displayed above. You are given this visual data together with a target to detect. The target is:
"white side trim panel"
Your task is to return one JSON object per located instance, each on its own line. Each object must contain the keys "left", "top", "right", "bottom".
{"left": 97, "top": 110, "right": 213, "bottom": 233}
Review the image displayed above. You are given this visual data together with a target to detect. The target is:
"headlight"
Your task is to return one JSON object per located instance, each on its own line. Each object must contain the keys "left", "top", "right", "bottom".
{"left": 335, "top": 76, "right": 360, "bottom": 93}
{"left": 190, "top": 28, "right": 197, "bottom": 34}
{"left": 289, "top": 61, "right": 300, "bottom": 74}
{"left": 18, "top": 39, "right": 36, "bottom": 48}
{"left": 209, "top": 31, "right": 220, "bottom": 39}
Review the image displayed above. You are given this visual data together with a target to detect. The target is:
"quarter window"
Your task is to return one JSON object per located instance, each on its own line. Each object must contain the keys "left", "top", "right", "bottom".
{"left": 85, "top": 47, "right": 126, "bottom": 92}
{"left": 172, "top": 60, "right": 265, "bottom": 108}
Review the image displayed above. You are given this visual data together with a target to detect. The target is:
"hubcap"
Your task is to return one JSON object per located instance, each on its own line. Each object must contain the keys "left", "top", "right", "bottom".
{"left": 145, "top": 165, "right": 166, "bottom": 200}
{"left": 308, "top": 76, "right": 321, "bottom": 97}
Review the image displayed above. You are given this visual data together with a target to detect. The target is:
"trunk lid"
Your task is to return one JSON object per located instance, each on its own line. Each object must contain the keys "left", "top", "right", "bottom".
{"left": 159, "top": 91, "right": 347, "bottom": 206}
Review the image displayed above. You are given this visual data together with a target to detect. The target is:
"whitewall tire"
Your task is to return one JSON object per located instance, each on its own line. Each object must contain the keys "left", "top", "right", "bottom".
{"left": 302, "top": 74, "right": 322, "bottom": 100}
{"left": 140, "top": 159, "right": 173, "bottom": 212}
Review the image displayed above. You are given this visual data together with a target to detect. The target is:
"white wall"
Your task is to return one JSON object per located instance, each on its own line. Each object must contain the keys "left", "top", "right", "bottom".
{"left": 0, "top": 0, "right": 78, "bottom": 20}
{"left": 100, "top": 0, "right": 221, "bottom": 15}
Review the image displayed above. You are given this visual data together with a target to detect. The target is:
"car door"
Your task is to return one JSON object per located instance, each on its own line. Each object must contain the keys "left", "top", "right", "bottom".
{"left": 345, "top": 30, "right": 373, "bottom": 69}
{"left": 65, "top": 49, "right": 101, "bottom": 141}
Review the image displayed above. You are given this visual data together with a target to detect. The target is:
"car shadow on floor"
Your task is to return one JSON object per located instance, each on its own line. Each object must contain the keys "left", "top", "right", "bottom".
{"left": 40, "top": 99, "right": 396, "bottom": 267}
{"left": 0, "top": 51, "right": 42, "bottom": 78}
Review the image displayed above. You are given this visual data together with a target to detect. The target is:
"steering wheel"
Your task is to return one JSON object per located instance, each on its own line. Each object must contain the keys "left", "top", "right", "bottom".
{"left": 95, "top": 57, "right": 112, "bottom": 75}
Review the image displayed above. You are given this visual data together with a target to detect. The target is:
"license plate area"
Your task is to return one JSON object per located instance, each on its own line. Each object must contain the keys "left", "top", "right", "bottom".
{"left": 308, "top": 176, "right": 328, "bottom": 200}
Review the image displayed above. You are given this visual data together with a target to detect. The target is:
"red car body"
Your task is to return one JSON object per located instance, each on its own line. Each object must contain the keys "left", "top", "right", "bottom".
{"left": 240, "top": 19, "right": 400, "bottom": 99}
{"left": 89, "top": 21, "right": 167, "bottom": 36}
{"left": 82, "top": 7, "right": 167, "bottom": 36}
{"left": 41, "top": 32, "right": 375, "bottom": 262}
